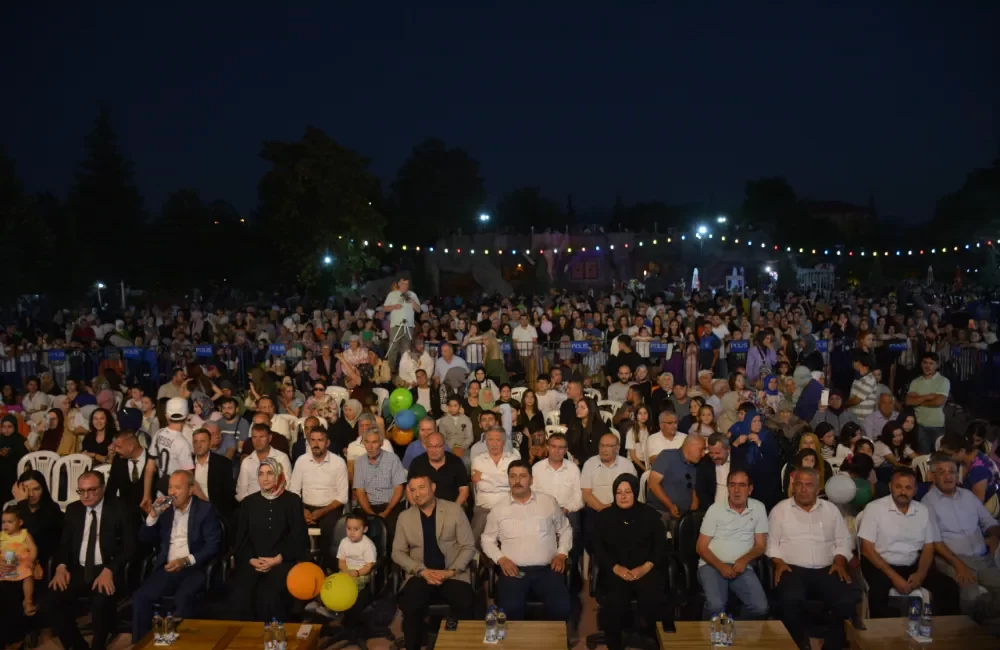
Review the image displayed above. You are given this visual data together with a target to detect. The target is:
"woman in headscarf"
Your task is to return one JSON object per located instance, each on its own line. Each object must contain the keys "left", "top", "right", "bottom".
{"left": 35, "top": 408, "right": 74, "bottom": 456}
{"left": 566, "top": 397, "right": 611, "bottom": 463}
{"left": 717, "top": 388, "right": 743, "bottom": 437}
{"left": 0, "top": 414, "right": 28, "bottom": 502}
{"left": 808, "top": 388, "right": 859, "bottom": 432}
{"left": 482, "top": 329, "right": 509, "bottom": 385}
{"left": 760, "top": 374, "right": 782, "bottom": 413}
{"left": 226, "top": 457, "right": 309, "bottom": 622}
{"left": 187, "top": 391, "right": 217, "bottom": 430}
{"left": 729, "top": 409, "right": 780, "bottom": 510}
{"left": 594, "top": 473, "right": 668, "bottom": 650}
{"left": 329, "top": 399, "right": 362, "bottom": 458}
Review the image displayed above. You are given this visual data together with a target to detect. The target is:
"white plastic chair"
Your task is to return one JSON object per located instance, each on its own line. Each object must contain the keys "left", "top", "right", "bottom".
{"left": 509, "top": 386, "right": 527, "bottom": 403}
{"left": 912, "top": 454, "right": 931, "bottom": 482}
{"left": 51, "top": 454, "right": 94, "bottom": 510}
{"left": 372, "top": 387, "right": 390, "bottom": 415}
{"left": 599, "top": 411, "right": 614, "bottom": 427}
{"left": 93, "top": 463, "right": 112, "bottom": 483}
{"left": 325, "top": 386, "right": 350, "bottom": 407}
{"left": 271, "top": 414, "right": 298, "bottom": 441}
{"left": 583, "top": 388, "right": 602, "bottom": 401}
{"left": 638, "top": 470, "right": 651, "bottom": 503}
{"left": 545, "top": 425, "right": 568, "bottom": 438}
{"left": 17, "top": 451, "right": 60, "bottom": 486}
{"left": 598, "top": 399, "right": 622, "bottom": 414}
{"left": 544, "top": 410, "right": 561, "bottom": 426}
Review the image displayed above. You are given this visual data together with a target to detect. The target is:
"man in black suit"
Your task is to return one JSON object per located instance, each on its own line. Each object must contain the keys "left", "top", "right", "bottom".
{"left": 132, "top": 471, "right": 222, "bottom": 642}
{"left": 190, "top": 428, "right": 236, "bottom": 527}
{"left": 45, "top": 470, "right": 136, "bottom": 650}
{"left": 105, "top": 431, "right": 155, "bottom": 515}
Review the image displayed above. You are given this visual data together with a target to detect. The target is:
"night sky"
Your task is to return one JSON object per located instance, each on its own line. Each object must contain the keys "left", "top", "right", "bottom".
{"left": 3, "top": 3, "right": 997, "bottom": 222}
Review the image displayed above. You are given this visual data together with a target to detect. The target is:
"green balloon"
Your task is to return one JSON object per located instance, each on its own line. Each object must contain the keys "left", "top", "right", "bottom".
{"left": 852, "top": 477, "right": 873, "bottom": 507}
{"left": 389, "top": 388, "right": 413, "bottom": 415}
{"left": 410, "top": 404, "right": 427, "bottom": 422}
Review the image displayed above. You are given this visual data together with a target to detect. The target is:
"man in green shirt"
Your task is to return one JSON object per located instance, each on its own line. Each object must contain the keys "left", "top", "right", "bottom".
{"left": 905, "top": 353, "right": 950, "bottom": 453}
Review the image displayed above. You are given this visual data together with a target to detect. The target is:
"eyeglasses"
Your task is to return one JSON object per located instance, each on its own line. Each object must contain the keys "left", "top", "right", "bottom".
{"left": 76, "top": 488, "right": 101, "bottom": 495}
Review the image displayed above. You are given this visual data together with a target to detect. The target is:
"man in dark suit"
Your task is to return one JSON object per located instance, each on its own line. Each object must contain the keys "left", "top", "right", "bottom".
{"left": 45, "top": 470, "right": 136, "bottom": 650}
{"left": 132, "top": 470, "right": 222, "bottom": 642}
{"left": 105, "top": 431, "right": 154, "bottom": 515}
{"left": 410, "top": 369, "right": 441, "bottom": 417}
{"left": 190, "top": 428, "right": 236, "bottom": 528}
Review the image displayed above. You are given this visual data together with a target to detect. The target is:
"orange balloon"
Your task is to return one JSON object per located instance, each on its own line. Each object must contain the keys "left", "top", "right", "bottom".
{"left": 391, "top": 427, "right": 415, "bottom": 446}
{"left": 286, "top": 561, "right": 325, "bottom": 600}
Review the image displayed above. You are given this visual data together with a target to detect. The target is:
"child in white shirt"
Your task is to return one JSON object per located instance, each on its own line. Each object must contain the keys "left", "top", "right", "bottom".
{"left": 336, "top": 512, "right": 377, "bottom": 589}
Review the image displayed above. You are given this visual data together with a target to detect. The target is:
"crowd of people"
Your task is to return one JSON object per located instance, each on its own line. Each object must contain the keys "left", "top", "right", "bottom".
{"left": 1, "top": 276, "right": 999, "bottom": 650}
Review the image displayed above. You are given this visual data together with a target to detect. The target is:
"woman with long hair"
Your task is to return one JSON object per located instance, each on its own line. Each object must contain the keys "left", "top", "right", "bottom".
{"left": 873, "top": 421, "right": 915, "bottom": 482}
{"left": 516, "top": 389, "right": 544, "bottom": 433}
{"left": 567, "top": 397, "right": 611, "bottom": 463}
{"left": 82, "top": 407, "right": 117, "bottom": 464}
{"left": 678, "top": 395, "right": 706, "bottom": 433}
{"left": 783, "top": 448, "right": 825, "bottom": 497}
{"left": 626, "top": 404, "right": 653, "bottom": 472}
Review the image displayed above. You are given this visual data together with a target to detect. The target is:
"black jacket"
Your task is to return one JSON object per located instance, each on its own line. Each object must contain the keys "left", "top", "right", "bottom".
{"left": 410, "top": 385, "right": 442, "bottom": 418}
{"left": 106, "top": 453, "right": 153, "bottom": 513}
{"left": 200, "top": 453, "right": 237, "bottom": 517}
{"left": 55, "top": 497, "right": 136, "bottom": 576}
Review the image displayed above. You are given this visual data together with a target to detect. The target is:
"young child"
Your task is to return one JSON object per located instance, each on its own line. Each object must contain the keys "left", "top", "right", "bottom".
{"left": 336, "top": 512, "right": 377, "bottom": 589}
{"left": 1, "top": 505, "right": 38, "bottom": 615}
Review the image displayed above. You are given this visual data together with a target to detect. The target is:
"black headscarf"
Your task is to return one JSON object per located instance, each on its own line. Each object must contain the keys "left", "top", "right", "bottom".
{"left": 0, "top": 414, "right": 27, "bottom": 497}
{"left": 15, "top": 469, "right": 64, "bottom": 566}
{"left": 596, "top": 472, "right": 667, "bottom": 572}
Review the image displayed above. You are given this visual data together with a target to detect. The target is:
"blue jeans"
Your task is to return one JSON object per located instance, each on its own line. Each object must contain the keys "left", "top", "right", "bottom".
{"left": 918, "top": 425, "right": 945, "bottom": 455}
{"left": 697, "top": 563, "right": 769, "bottom": 620}
{"left": 497, "top": 565, "right": 571, "bottom": 621}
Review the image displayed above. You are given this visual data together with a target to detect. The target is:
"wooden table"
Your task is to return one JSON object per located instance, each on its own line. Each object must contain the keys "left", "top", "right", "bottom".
{"left": 846, "top": 615, "right": 996, "bottom": 649}
{"left": 657, "top": 621, "right": 798, "bottom": 649}
{"left": 134, "top": 619, "right": 321, "bottom": 650}
{"left": 433, "top": 620, "right": 566, "bottom": 649}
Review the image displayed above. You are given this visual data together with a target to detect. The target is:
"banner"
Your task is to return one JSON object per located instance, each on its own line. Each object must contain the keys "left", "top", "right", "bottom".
{"left": 195, "top": 345, "right": 214, "bottom": 358}
{"left": 47, "top": 349, "right": 66, "bottom": 361}
{"left": 728, "top": 340, "right": 749, "bottom": 353}
{"left": 815, "top": 340, "right": 829, "bottom": 353}
{"left": 123, "top": 347, "right": 142, "bottom": 360}
{"left": 886, "top": 342, "right": 909, "bottom": 352}
{"left": 269, "top": 344, "right": 287, "bottom": 356}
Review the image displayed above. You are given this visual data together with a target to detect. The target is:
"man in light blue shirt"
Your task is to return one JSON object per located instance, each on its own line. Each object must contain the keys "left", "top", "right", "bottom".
{"left": 401, "top": 417, "right": 451, "bottom": 470}
{"left": 695, "top": 468, "right": 769, "bottom": 620}
{"left": 922, "top": 453, "right": 1000, "bottom": 621}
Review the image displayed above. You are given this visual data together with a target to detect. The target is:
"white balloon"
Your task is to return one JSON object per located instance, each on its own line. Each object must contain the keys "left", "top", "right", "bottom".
{"left": 825, "top": 473, "right": 857, "bottom": 505}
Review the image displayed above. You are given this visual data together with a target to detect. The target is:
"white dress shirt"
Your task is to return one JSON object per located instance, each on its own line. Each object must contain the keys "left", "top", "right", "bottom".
{"left": 858, "top": 495, "right": 940, "bottom": 566}
{"left": 580, "top": 455, "right": 637, "bottom": 505}
{"left": 767, "top": 497, "right": 853, "bottom": 568}
{"left": 145, "top": 502, "right": 197, "bottom": 565}
{"left": 645, "top": 431, "right": 688, "bottom": 461}
{"left": 193, "top": 454, "right": 210, "bottom": 500}
{"left": 481, "top": 491, "right": 573, "bottom": 566}
{"left": 236, "top": 447, "right": 292, "bottom": 501}
{"left": 22, "top": 390, "right": 51, "bottom": 414}
{"left": 78, "top": 499, "right": 105, "bottom": 567}
{"left": 713, "top": 460, "right": 731, "bottom": 505}
{"left": 289, "top": 451, "right": 349, "bottom": 507}
{"left": 532, "top": 458, "right": 584, "bottom": 513}
{"left": 128, "top": 451, "right": 148, "bottom": 484}
{"left": 471, "top": 451, "right": 519, "bottom": 509}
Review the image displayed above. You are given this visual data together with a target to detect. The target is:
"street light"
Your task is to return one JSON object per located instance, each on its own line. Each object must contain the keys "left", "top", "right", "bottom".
{"left": 322, "top": 255, "right": 333, "bottom": 266}
{"left": 96, "top": 282, "right": 105, "bottom": 308}
{"left": 716, "top": 215, "right": 727, "bottom": 224}
{"left": 697, "top": 225, "right": 708, "bottom": 235}
{"left": 479, "top": 213, "right": 490, "bottom": 223}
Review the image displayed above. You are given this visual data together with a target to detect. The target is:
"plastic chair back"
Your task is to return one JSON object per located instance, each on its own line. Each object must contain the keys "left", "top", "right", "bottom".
{"left": 52, "top": 453, "right": 94, "bottom": 510}
{"left": 544, "top": 410, "right": 560, "bottom": 426}
{"left": 17, "top": 451, "right": 60, "bottom": 487}
{"left": 583, "top": 388, "right": 602, "bottom": 401}
{"left": 372, "top": 387, "right": 390, "bottom": 415}
{"left": 325, "top": 386, "right": 350, "bottom": 407}
{"left": 545, "top": 425, "right": 567, "bottom": 438}
{"left": 509, "top": 386, "right": 527, "bottom": 403}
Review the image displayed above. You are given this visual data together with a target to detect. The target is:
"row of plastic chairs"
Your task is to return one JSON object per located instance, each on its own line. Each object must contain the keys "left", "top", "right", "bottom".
{"left": 16, "top": 451, "right": 110, "bottom": 511}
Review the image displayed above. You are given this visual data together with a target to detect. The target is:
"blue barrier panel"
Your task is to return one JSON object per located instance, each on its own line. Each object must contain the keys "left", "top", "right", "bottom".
{"left": 815, "top": 340, "right": 829, "bottom": 353}
{"left": 47, "top": 349, "right": 66, "bottom": 361}
{"left": 649, "top": 342, "right": 668, "bottom": 354}
{"left": 195, "top": 345, "right": 214, "bottom": 358}
{"left": 501, "top": 342, "right": 511, "bottom": 353}
{"left": 887, "top": 342, "right": 908, "bottom": 352}
{"left": 729, "top": 340, "right": 749, "bottom": 353}
{"left": 570, "top": 341, "right": 590, "bottom": 354}
{"left": 269, "top": 344, "right": 287, "bottom": 356}
{"left": 123, "top": 347, "right": 142, "bottom": 360}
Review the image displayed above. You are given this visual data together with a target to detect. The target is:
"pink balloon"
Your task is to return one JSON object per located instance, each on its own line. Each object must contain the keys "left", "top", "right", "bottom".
{"left": 540, "top": 321, "right": 553, "bottom": 334}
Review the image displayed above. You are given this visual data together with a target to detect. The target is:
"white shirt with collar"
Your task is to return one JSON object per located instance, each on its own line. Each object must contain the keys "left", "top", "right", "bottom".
{"left": 22, "top": 390, "right": 51, "bottom": 414}
{"left": 858, "top": 495, "right": 940, "bottom": 567}
{"left": 78, "top": 499, "right": 105, "bottom": 567}
{"left": 713, "top": 459, "right": 731, "bottom": 505}
{"left": 532, "top": 458, "right": 584, "bottom": 513}
{"left": 346, "top": 437, "right": 394, "bottom": 464}
{"left": 481, "top": 491, "right": 573, "bottom": 566}
{"left": 193, "top": 453, "right": 211, "bottom": 500}
{"left": 767, "top": 497, "right": 853, "bottom": 569}
{"left": 645, "top": 431, "right": 688, "bottom": 462}
{"left": 145, "top": 501, "right": 197, "bottom": 565}
{"left": 289, "top": 451, "right": 349, "bottom": 507}
{"left": 236, "top": 447, "right": 292, "bottom": 502}
{"left": 471, "top": 451, "right": 519, "bottom": 509}
{"left": 580, "top": 455, "right": 637, "bottom": 505}
{"left": 127, "top": 450, "right": 148, "bottom": 483}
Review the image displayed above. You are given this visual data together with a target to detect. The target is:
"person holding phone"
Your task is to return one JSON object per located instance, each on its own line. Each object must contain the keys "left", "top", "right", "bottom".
{"left": 383, "top": 276, "right": 420, "bottom": 372}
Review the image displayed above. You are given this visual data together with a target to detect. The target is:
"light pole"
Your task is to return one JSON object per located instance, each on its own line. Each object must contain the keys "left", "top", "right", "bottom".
{"left": 96, "top": 282, "right": 105, "bottom": 309}
{"left": 696, "top": 225, "right": 709, "bottom": 254}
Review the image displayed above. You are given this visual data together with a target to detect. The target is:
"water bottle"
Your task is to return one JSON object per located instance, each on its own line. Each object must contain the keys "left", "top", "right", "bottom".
{"left": 152, "top": 610, "right": 164, "bottom": 644}
{"left": 919, "top": 601, "right": 932, "bottom": 639}
{"left": 907, "top": 599, "right": 920, "bottom": 637}
{"left": 263, "top": 621, "right": 273, "bottom": 650}
{"left": 496, "top": 608, "right": 507, "bottom": 641}
{"left": 709, "top": 613, "right": 721, "bottom": 646}
{"left": 164, "top": 611, "right": 176, "bottom": 643}
{"left": 273, "top": 620, "right": 287, "bottom": 650}
{"left": 152, "top": 495, "right": 174, "bottom": 517}
{"left": 485, "top": 605, "right": 498, "bottom": 642}
{"left": 721, "top": 611, "right": 735, "bottom": 646}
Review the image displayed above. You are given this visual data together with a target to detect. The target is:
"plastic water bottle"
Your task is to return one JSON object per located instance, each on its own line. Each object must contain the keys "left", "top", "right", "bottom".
{"left": 907, "top": 599, "right": 920, "bottom": 637}
{"left": 164, "top": 611, "right": 176, "bottom": 643}
{"left": 152, "top": 610, "right": 164, "bottom": 644}
{"left": 720, "top": 611, "right": 735, "bottom": 646}
{"left": 496, "top": 608, "right": 507, "bottom": 641}
{"left": 263, "top": 621, "right": 274, "bottom": 650}
{"left": 919, "top": 601, "right": 933, "bottom": 639}
{"left": 273, "top": 620, "right": 287, "bottom": 650}
{"left": 710, "top": 613, "right": 721, "bottom": 646}
{"left": 485, "top": 605, "right": 498, "bottom": 642}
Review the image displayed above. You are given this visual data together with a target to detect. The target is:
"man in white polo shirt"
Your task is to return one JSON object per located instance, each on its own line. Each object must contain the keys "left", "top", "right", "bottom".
{"left": 580, "top": 432, "right": 636, "bottom": 553}
{"left": 858, "top": 467, "right": 960, "bottom": 618}
{"left": 289, "top": 427, "right": 348, "bottom": 566}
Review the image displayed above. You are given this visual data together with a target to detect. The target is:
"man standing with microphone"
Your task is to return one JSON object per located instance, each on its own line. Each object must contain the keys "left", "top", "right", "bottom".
{"left": 384, "top": 276, "right": 420, "bottom": 372}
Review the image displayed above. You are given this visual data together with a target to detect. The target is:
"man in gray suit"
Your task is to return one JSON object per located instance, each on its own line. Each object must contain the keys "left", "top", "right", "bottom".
{"left": 392, "top": 471, "right": 476, "bottom": 650}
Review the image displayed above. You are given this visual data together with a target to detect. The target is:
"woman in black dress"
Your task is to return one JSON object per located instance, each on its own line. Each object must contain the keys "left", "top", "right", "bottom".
{"left": 595, "top": 473, "right": 669, "bottom": 650}
{"left": 0, "top": 414, "right": 27, "bottom": 499}
{"left": 227, "top": 457, "right": 309, "bottom": 622}
{"left": 566, "top": 397, "right": 610, "bottom": 463}
{"left": 81, "top": 407, "right": 116, "bottom": 464}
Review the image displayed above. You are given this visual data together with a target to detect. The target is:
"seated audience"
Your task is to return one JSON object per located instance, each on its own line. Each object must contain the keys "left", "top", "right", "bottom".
{"left": 481, "top": 460, "right": 573, "bottom": 622}
{"left": 437, "top": 396, "right": 474, "bottom": 462}
{"left": 289, "top": 427, "right": 348, "bottom": 559}
{"left": 105, "top": 430, "right": 154, "bottom": 515}
{"left": 922, "top": 452, "right": 1000, "bottom": 622}
{"left": 594, "top": 473, "right": 668, "bottom": 650}
{"left": 352, "top": 427, "right": 407, "bottom": 549}
{"left": 190, "top": 428, "right": 237, "bottom": 523}
{"left": 471, "top": 427, "right": 519, "bottom": 540}
{"left": 401, "top": 417, "right": 451, "bottom": 470}
{"left": 236, "top": 424, "right": 292, "bottom": 502}
{"left": 768, "top": 467, "right": 858, "bottom": 650}
{"left": 697, "top": 432, "right": 733, "bottom": 509}
{"left": 858, "top": 467, "right": 960, "bottom": 618}
{"left": 393, "top": 473, "right": 477, "bottom": 650}
{"left": 407, "top": 431, "right": 470, "bottom": 507}
{"left": 939, "top": 432, "right": 1000, "bottom": 518}
{"left": 533, "top": 432, "right": 585, "bottom": 567}
{"left": 346, "top": 412, "right": 393, "bottom": 481}
{"left": 132, "top": 471, "right": 222, "bottom": 642}
{"left": 696, "top": 469, "right": 769, "bottom": 620}
{"left": 581, "top": 432, "right": 636, "bottom": 549}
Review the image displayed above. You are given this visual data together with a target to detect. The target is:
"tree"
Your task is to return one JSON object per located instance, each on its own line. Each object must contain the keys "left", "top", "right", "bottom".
{"left": 495, "top": 186, "right": 563, "bottom": 231}
{"left": 389, "top": 138, "right": 486, "bottom": 241}
{"left": 932, "top": 159, "right": 1000, "bottom": 240}
{"left": 982, "top": 246, "right": 1000, "bottom": 290}
{"left": 258, "top": 126, "right": 384, "bottom": 290}
{"left": 67, "top": 104, "right": 145, "bottom": 282}
{"left": 0, "top": 148, "right": 55, "bottom": 298}
{"left": 741, "top": 177, "right": 797, "bottom": 235}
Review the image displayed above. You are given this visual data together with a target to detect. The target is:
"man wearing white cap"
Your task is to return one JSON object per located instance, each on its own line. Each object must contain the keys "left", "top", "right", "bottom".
{"left": 143, "top": 397, "right": 195, "bottom": 509}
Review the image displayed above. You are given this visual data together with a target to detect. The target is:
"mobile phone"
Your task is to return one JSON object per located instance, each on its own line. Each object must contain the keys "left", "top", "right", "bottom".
{"left": 820, "top": 389, "right": 830, "bottom": 408}
{"left": 445, "top": 618, "right": 458, "bottom": 631}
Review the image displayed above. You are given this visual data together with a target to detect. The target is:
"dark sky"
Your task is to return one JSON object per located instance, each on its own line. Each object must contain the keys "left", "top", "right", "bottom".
{"left": 3, "top": 3, "right": 997, "bottom": 222}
